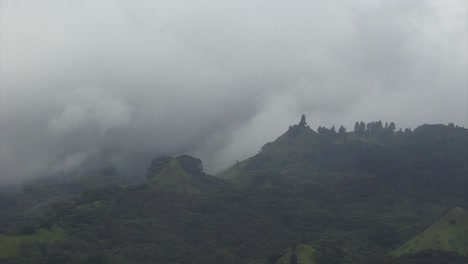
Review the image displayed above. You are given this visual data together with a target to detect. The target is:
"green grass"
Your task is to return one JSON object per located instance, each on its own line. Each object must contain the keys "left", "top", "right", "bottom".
{"left": 150, "top": 160, "right": 190, "bottom": 184}
{"left": 274, "top": 244, "right": 318, "bottom": 264}
{"left": 0, "top": 227, "right": 65, "bottom": 257}
{"left": 149, "top": 160, "right": 203, "bottom": 194}
{"left": 392, "top": 207, "right": 468, "bottom": 257}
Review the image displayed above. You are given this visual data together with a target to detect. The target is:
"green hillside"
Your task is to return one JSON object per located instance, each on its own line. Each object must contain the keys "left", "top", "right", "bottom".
{"left": 221, "top": 118, "right": 468, "bottom": 202}
{"left": 393, "top": 207, "right": 468, "bottom": 257}
{"left": 1, "top": 118, "right": 467, "bottom": 264}
{"left": 0, "top": 227, "right": 65, "bottom": 257}
{"left": 219, "top": 116, "right": 329, "bottom": 183}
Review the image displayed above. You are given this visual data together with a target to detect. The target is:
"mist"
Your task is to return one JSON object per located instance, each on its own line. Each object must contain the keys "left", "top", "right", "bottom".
{"left": 1, "top": 0, "right": 467, "bottom": 184}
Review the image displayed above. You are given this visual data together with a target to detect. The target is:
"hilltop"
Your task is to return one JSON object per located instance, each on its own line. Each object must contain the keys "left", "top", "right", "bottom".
{"left": 146, "top": 155, "right": 225, "bottom": 194}
{"left": 222, "top": 116, "right": 468, "bottom": 200}
{"left": 1, "top": 116, "right": 467, "bottom": 264}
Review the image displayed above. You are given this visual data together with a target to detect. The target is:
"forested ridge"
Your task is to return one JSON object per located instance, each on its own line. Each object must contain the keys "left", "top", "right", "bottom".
{"left": 1, "top": 118, "right": 467, "bottom": 264}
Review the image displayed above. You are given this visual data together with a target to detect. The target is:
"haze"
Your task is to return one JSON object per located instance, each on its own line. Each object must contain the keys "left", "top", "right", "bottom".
{"left": 1, "top": 0, "right": 467, "bottom": 184}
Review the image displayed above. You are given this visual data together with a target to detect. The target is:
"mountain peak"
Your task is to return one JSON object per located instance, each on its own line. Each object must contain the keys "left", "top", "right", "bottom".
{"left": 146, "top": 155, "right": 204, "bottom": 180}
{"left": 145, "top": 155, "right": 219, "bottom": 194}
{"left": 219, "top": 116, "right": 319, "bottom": 180}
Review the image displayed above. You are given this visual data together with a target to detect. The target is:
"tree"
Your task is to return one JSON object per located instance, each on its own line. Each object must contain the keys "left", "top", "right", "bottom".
{"left": 377, "top": 120, "right": 383, "bottom": 130}
{"left": 338, "top": 125, "right": 348, "bottom": 143}
{"left": 354, "top": 122, "right": 360, "bottom": 133}
{"left": 338, "top": 125, "right": 346, "bottom": 134}
{"left": 356, "top": 121, "right": 366, "bottom": 136}
{"left": 299, "top": 114, "right": 307, "bottom": 126}
{"left": 388, "top": 122, "right": 396, "bottom": 132}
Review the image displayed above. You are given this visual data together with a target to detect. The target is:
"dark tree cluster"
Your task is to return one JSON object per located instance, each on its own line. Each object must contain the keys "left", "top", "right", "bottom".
{"left": 351, "top": 120, "right": 398, "bottom": 140}
{"left": 317, "top": 125, "right": 337, "bottom": 137}
{"left": 176, "top": 155, "right": 204, "bottom": 176}
{"left": 354, "top": 120, "right": 396, "bottom": 133}
{"left": 146, "top": 156, "right": 174, "bottom": 179}
{"left": 317, "top": 124, "right": 347, "bottom": 142}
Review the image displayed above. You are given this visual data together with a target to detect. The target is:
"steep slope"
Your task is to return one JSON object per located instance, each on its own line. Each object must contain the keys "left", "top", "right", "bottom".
{"left": 220, "top": 115, "right": 333, "bottom": 183}
{"left": 393, "top": 207, "right": 468, "bottom": 256}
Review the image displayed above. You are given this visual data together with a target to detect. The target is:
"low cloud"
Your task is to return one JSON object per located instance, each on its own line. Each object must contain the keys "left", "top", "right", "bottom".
{"left": 48, "top": 86, "right": 133, "bottom": 135}
{"left": 0, "top": 0, "right": 466, "bottom": 184}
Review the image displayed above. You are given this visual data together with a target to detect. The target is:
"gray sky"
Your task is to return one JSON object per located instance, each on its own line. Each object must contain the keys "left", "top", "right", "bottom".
{"left": 1, "top": 0, "right": 467, "bottom": 185}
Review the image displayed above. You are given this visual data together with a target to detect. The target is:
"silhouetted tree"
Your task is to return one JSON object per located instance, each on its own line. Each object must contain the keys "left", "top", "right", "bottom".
{"left": 299, "top": 114, "right": 307, "bottom": 126}
{"left": 355, "top": 121, "right": 366, "bottom": 136}
{"left": 338, "top": 125, "right": 346, "bottom": 134}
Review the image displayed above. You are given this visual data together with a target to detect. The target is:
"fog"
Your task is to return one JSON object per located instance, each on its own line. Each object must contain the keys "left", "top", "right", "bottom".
{"left": 1, "top": 0, "right": 467, "bottom": 184}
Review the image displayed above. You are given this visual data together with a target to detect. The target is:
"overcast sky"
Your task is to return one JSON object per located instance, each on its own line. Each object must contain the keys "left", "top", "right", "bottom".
{"left": 1, "top": 0, "right": 467, "bottom": 185}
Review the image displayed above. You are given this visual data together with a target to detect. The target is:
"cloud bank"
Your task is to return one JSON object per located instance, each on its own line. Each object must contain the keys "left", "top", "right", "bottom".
{"left": 1, "top": 0, "right": 467, "bottom": 184}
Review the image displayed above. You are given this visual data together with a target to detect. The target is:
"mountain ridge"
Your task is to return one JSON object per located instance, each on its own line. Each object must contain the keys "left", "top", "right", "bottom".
{"left": 1, "top": 117, "right": 468, "bottom": 264}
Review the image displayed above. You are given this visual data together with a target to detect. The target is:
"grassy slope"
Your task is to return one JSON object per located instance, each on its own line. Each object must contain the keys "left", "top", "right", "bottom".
{"left": 0, "top": 227, "right": 65, "bottom": 257}
{"left": 149, "top": 160, "right": 202, "bottom": 194}
{"left": 392, "top": 207, "right": 468, "bottom": 256}
{"left": 273, "top": 244, "right": 318, "bottom": 264}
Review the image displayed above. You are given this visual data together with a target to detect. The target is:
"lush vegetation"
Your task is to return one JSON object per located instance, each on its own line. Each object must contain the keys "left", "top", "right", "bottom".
{"left": 1, "top": 118, "right": 467, "bottom": 263}
{"left": 0, "top": 228, "right": 65, "bottom": 258}
{"left": 392, "top": 207, "right": 468, "bottom": 257}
